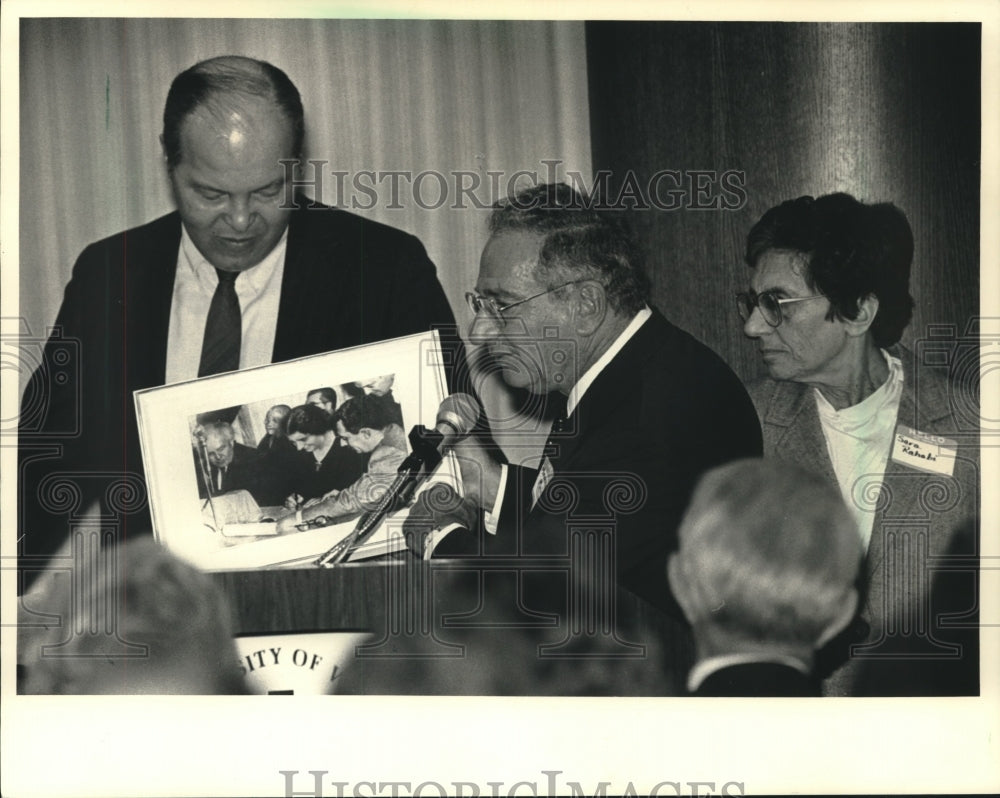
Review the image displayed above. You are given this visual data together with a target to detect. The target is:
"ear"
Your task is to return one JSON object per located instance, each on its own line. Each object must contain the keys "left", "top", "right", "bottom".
{"left": 667, "top": 554, "right": 699, "bottom": 625}
{"left": 845, "top": 293, "right": 879, "bottom": 338}
{"left": 816, "top": 590, "right": 859, "bottom": 649}
{"left": 573, "top": 280, "right": 608, "bottom": 336}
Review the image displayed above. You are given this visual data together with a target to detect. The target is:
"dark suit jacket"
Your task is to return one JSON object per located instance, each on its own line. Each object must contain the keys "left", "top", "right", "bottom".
{"left": 692, "top": 661, "right": 819, "bottom": 697}
{"left": 747, "top": 346, "right": 979, "bottom": 696}
{"left": 290, "top": 442, "right": 366, "bottom": 502}
{"left": 484, "top": 310, "right": 763, "bottom": 618}
{"left": 256, "top": 433, "right": 293, "bottom": 454}
{"left": 254, "top": 435, "right": 303, "bottom": 506}
{"left": 18, "top": 201, "right": 458, "bottom": 588}
{"left": 194, "top": 442, "right": 262, "bottom": 500}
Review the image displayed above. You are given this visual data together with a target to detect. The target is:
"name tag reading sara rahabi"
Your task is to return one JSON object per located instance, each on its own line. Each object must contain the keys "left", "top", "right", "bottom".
{"left": 890, "top": 425, "right": 958, "bottom": 477}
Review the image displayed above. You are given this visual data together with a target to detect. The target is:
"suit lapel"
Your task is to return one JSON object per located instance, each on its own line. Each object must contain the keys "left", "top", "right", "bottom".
{"left": 274, "top": 206, "right": 313, "bottom": 361}
{"left": 867, "top": 348, "right": 954, "bottom": 591}
{"left": 762, "top": 381, "right": 838, "bottom": 486}
{"left": 553, "top": 311, "right": 662, "bottom": 469}
{"left": 125, "top": 213, "right": 181, "bottom": 389}
{"left": 273, "top": 204, "right": 350, "bottom": 362}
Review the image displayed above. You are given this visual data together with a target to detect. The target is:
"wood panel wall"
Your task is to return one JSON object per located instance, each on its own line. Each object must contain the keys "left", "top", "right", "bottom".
{"left": 585, "top": 22, "right": 980, "bottom": 383}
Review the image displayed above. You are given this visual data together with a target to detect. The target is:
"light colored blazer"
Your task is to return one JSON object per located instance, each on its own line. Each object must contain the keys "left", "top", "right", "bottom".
{"left": 324, "top": 423, "right": 408, "bottom": 519}
{"left": 747, "top": 346, "right": 979, "bottom": 695}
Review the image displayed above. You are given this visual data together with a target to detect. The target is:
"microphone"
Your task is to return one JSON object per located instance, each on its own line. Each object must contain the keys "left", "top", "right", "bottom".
{"left": 315, "top": 393, "right": 480, "bottom": 566}
{"left": 436, "top": 392, "right": 481, "bottom": 436}
{"left": 194, "top": 429, "right": 219, "bottom": 530}
{"left": 396, "top": 392, "right": 480, "bottom": 478}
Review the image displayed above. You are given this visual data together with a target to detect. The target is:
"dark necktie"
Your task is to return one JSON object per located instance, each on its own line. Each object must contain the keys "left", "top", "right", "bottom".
{"left": 547, "top": 392, "right": 570, "bottom": 440}
{"left": 198, "top": 268, "right": 241, "bottom": 377}
{"left": 533, "top": 392, "right": 569, "bottom": 506}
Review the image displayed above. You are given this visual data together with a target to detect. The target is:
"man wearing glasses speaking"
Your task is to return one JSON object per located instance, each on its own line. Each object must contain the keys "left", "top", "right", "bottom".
{"left": 738, "top": 193, "right": 979, "bottom": 696}
{"left": 434, "top": 182, "right": 762, "bottom": 619}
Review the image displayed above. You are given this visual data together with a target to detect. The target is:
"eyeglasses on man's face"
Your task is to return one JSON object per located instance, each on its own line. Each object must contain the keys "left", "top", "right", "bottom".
{"left": 465, "top": 280, "right": 585, "bottom": 327}
{"left": 735, "top": 289, "right": 826, "bottom": 328}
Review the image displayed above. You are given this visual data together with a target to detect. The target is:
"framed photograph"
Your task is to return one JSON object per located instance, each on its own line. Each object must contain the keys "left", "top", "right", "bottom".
{"left": 134, "top": 330, "right": 457, "bottom": 571}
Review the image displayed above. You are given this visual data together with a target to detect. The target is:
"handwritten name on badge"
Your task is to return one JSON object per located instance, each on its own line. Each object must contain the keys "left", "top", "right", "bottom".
{"left": 891, "top": 425, "right": 957, "bottom": 476}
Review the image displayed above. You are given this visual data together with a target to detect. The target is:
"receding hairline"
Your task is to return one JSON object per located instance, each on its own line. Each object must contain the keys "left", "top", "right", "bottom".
{"left": 178, "top": 93, "right": 295, "bottom": 141}
{"left": 163, "top": 55, "right": 304, "bottom": 169}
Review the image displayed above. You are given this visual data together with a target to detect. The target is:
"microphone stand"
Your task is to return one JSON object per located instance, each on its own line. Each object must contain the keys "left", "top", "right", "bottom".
{"left": 315, "top": 425, "right": 445, "bottom": 567}
{"left": 196, "top": 435, "right": 219, "bottom": 532}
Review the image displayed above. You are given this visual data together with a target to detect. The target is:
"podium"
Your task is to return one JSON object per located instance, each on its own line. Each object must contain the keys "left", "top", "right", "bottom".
{"left": 212, "top": 557, "right": 694, "bottom": 695}
{"left": 210, "top": 466, "right": 698, "bottom": 694}
{"left": 213, "top": 560, "right": 397, "bottom": 635}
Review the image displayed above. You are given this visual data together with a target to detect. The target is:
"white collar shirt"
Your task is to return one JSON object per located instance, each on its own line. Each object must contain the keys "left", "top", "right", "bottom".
{"left": 565, "top": 307, "right": 652, "bottom": 417}
{"left": 164, "top": 226, "right": 288, "bottom": 384}
{"left": 486, "top": 307, "right": 653, "bottom": 529}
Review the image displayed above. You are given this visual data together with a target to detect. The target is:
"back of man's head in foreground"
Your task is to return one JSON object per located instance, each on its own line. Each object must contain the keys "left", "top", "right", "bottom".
{"left": 20, "top": 535, "right": 246, "bottom": 694}
{"left": 668, "top": 458, "right": 863, "bottom": 662}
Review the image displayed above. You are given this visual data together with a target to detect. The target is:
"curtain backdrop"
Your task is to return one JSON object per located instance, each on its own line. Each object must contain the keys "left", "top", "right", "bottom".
{"left": 585, "top": 22, "right": 980, "bottom": 385}
{"left": 18, "top": 18, "right": 592, "bottom": 457}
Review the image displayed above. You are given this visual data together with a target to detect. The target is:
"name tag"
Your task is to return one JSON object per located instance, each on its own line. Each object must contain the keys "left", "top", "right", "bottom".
{"left": 890, "top": 425, "right": 957, "bottom": 476}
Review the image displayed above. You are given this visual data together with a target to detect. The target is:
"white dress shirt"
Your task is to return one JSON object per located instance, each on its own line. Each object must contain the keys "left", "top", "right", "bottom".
{"left": 164, "top": 227, "right": 288, "bottom": 384}
{"left": 565, "top": 307, "right": 652, "bottom": 417}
